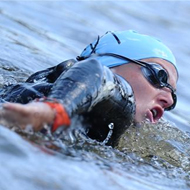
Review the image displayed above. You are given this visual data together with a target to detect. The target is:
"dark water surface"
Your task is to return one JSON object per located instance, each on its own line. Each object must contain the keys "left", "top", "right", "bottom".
{"left": 0, "top": 1, "right": 190, "bottom": 190}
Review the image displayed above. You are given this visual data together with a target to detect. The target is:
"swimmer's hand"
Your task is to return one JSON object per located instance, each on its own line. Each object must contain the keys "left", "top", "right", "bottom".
{"left": 0, "top": 102, "right": 55, "bottom": 132}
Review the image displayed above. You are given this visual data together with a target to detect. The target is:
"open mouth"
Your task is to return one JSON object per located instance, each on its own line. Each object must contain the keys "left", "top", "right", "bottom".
{"left": 151, "top": 109, "right": 157, "bottom": 118}
{"left": 147, "top": 107, "right": 163, "bottom": 123}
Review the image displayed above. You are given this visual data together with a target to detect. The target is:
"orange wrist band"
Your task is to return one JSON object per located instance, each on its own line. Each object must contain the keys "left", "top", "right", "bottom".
{"left": 44, "top": 102, "right": 71, "bottom": 133}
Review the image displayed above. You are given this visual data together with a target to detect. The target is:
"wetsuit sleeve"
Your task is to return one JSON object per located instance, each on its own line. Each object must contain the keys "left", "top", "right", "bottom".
{"left": 48, "top": 59, "right": 135, "bottom": 145}
{"left": 26, "top": 59, "right": 76, "bottom": 83}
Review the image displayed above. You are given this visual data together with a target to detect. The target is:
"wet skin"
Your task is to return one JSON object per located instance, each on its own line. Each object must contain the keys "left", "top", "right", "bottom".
{"left": 111, "top": 58, "right": 178, "bottom": 123}
{"left": 0, "top": 102, "right": 55, "bottom": 131}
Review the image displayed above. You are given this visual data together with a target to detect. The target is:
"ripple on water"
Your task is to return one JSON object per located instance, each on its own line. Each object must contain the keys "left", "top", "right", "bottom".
{"left": 0, "top": 58, "right": 30, "bottom": 87}
{"left": 1, "top": 118, "right": 189, "bottom": 190}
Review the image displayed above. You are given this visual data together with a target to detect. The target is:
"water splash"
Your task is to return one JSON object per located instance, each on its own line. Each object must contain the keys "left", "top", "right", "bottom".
{"left": 117, "top": 119, "right": 190, "bottom": 171}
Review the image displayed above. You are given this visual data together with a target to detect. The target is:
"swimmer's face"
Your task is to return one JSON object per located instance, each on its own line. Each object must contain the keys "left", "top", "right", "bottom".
{"left": 111, "top": 58, "right": 178, "bottom": 123}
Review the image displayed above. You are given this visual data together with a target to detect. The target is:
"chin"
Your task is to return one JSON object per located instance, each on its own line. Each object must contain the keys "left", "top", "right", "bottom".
{"left": 134, "top": 114, "right": 144, "bottom": 123}
{"left": 134, "top": 113, "right": 148, "bottom": 124}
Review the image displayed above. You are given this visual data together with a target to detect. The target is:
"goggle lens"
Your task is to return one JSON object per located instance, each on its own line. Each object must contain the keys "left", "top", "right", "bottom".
{"left": 141, "top": 64, "right": 177, "bottom": 110}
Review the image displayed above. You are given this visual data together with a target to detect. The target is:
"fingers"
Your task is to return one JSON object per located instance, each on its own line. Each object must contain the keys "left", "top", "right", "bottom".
{"left": 0, "top": 108, "right": 21, "bottom": 129}
{"left": 0, "top": 102, "right": 55, "bottom": 132}
{"left": 3, "top": 102, "right": 28, "bottom": 113}
{"left": 0, "top": 102, "right": 35, "bottom": 130}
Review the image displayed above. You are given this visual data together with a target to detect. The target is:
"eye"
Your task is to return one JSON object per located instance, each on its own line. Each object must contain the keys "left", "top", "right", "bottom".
{"left": 158, "top": 70, "right": 168, "bottom": 83}
{"left": 141, "top": 67, "right": 159, "bottom": 86}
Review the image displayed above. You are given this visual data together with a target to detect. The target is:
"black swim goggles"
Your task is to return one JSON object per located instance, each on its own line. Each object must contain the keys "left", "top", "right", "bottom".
{"left": 78, "top": 53, "right": 177, "bottom": 111}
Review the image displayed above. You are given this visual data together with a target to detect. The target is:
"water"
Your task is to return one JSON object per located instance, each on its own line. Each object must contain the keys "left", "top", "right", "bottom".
{"left": 0, "top": 1, "right": 190, "bottom": 190}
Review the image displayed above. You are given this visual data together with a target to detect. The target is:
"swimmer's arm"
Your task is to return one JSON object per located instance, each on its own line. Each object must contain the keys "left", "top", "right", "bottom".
{"left": 0, "top": 59, "right": 101, "bottom": 133}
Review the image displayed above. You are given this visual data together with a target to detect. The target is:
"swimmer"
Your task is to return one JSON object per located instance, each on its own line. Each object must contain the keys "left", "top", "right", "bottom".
{"left": 0, "top": 30, "right": 178, "bottom": 146}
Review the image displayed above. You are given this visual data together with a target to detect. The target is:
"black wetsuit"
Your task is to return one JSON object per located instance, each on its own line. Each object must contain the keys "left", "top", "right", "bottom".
{"left": 0, "top": 59, "right": 135, "bottom": 146}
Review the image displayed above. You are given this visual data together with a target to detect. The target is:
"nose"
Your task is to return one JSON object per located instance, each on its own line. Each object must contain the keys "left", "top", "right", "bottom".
{"left": 157, "top": 88, "right": 174, "bottom": 109}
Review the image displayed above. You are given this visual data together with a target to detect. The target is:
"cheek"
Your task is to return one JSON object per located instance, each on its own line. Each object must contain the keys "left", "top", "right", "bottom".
{"left": 132, "top": 77, "right": 155, "bottom": 106}
{"left": 132, "top": 79, "right": 149, "bottom": 99}
{"left": 133, "top": 82, "right": 153, "bottom": 122}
